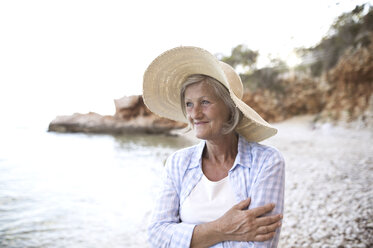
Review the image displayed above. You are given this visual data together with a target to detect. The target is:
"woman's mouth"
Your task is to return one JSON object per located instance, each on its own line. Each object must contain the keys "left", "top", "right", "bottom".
{"left": 194, "top": 121, "right": 208, "bottom": 126}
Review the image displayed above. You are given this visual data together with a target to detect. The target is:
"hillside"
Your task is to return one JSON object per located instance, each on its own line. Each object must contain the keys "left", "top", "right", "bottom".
{"left": 242, "top": 33, "right": 373, "bottom": 127}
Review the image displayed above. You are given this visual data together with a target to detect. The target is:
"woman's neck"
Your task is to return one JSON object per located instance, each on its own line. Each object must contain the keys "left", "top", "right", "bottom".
{"left": 203, "top": 133, "right": 238, "bottom": 176}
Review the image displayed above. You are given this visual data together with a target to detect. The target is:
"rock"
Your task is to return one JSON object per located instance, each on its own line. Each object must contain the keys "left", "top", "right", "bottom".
{"left": 114, "top": 95, "right": 153, "bottom": 120}
{"left": 48, "top": 95, "right": 186, "bottom": 134}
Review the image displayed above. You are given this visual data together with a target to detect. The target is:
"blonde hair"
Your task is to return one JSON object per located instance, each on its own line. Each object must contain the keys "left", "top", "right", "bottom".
{"left": 180, "top": 74, "right": 242, "bottom": 134}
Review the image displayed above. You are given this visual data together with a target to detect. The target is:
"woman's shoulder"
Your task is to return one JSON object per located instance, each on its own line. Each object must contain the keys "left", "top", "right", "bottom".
{"left": 241, "top": 139, "right": 284, "bottom": 164}
{"left": 251, "top": 142, "right": 285, "bottom": 168}
{"left": 169, "top": 142, "right": 201, "bottom": 160}
{"left": 250, "top": 142, "right": 282, "bottom": 156}
{"left": 163, "top": 142, "right": 203, "bottom": 186}
{"left": 238, "top": 136, "right": 280, "bottom": 156}
{"left": 165, "top": 141, "right": 204, "bottom": 169}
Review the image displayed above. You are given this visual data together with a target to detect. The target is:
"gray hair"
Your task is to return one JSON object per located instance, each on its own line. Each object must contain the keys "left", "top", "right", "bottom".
{"left": 180, "top": 74, "right": 242, "bottom": 135}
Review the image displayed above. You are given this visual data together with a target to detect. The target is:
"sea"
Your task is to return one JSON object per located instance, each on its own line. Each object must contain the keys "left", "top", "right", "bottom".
{"left": 0, "top": 121, "right": 197, "bottom": 248}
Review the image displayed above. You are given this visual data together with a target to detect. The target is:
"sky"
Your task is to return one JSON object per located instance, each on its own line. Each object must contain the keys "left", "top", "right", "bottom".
{"left": 0, "top": 0, "right": 371, "bottom": 127}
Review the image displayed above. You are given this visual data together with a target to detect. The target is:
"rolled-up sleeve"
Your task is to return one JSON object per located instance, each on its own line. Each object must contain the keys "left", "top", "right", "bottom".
{"left": 148, "top": 156, "right": 196, "bottom": 248}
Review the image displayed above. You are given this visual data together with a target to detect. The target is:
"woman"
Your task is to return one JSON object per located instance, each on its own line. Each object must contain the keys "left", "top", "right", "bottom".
{"left": 143, "top": 46, "right": 285, "bottom": 248}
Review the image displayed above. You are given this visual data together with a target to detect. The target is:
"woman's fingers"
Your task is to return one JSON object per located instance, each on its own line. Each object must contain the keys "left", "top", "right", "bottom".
{"left": 256, "top": 221, "right": 281, "bottom": 234}
{"left": 256, "top": 214, "right": 282, "bottom": 226}
{"left": 217, "top": 200, "right": 281, "bottom": 242}
{"left": 233, "top": 198, "right": 251, "bottom": 210}
{"left": 250, "top": 203, "right": 275, "bottom": 217}
{"left": 253, "top": 232, "right": 276, "bottom": 242}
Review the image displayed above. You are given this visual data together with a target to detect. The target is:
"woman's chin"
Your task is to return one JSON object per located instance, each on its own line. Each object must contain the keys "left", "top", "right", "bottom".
{"left": 193, "top": 130, "right": 209, "bottom": 140}
{"left": 194, "top": 133, "right": 206, "bottom": 140}
{"left": 193, "top": 127, "right": 221, "bottom": 141}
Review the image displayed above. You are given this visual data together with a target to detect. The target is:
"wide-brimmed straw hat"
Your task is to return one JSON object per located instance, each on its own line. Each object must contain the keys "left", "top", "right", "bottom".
{"left": 142, "top": 46, "right": 277, "bottom": 142}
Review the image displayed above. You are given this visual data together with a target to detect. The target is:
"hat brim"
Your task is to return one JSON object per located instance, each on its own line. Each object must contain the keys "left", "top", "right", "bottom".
{"left": 143, "top": 46, "right": 277, "bottom": 142}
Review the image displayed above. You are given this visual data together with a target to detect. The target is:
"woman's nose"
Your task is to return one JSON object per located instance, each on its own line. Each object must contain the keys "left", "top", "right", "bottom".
{"left": 191, "top": 105, "right": 203, "bottom": 119}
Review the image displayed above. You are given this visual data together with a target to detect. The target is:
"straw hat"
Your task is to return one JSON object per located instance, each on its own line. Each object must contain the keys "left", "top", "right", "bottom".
{"left": 143, "top": 46, "right": 277, "bottom": 142}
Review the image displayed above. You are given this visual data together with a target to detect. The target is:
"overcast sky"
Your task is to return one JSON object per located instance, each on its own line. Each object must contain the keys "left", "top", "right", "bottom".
{"left": 0, "top": 0, "right": 371, "bottom": 126}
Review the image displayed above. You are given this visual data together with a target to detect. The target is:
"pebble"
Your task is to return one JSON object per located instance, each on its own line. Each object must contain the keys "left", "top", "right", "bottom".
{"left": 264, "top": 117, "right": 373, "bottom": 248}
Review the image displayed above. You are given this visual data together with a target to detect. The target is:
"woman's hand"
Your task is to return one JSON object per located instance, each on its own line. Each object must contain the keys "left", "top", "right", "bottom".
{"left": 215, "top": 198, "right": 282, "bottom": 242}
{"left": 190, "top": 198, "right": 282, "bottom": 248}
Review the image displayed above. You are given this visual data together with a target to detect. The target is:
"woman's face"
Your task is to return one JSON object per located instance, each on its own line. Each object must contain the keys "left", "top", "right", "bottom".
{"left": 184, "top": 81, "right": 230, "bottom": 141}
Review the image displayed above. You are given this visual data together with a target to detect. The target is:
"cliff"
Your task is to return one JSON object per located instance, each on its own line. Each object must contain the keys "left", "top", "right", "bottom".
{"left": 242, "top": 74, "right": 325, "bottom": 123}
{"left": 241, "top": 34, "right": 373, "bottom": 127}
{"left": 320, "top": 35, "right": 373, "bottom": 123}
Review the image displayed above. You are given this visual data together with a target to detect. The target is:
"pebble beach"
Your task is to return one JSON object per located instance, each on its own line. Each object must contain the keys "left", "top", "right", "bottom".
{"left": 261, "top": 116, "right": 373, "bottom": 248}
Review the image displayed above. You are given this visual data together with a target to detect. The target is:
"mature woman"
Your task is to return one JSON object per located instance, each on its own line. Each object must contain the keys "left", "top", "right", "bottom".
{"left": 143, "top": 47, "right": 285, "bottom": 248}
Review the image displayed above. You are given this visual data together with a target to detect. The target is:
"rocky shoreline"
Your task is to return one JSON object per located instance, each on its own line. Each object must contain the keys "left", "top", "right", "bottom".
{"left": 48, "top": 95, "right": 186, "bottom": 134}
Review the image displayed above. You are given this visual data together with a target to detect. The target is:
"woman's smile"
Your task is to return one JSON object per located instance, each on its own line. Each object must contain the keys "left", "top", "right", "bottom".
{"left": 194, "top": 121, "right": 209, "bottom": 125}
{"left": 184, "top": 81, "right": 230, "bottom": 141}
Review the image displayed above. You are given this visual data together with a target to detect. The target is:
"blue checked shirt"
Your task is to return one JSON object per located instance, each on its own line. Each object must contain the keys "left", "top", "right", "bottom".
{"left": 148, "top": 135, "right": 285, "bottom": 248}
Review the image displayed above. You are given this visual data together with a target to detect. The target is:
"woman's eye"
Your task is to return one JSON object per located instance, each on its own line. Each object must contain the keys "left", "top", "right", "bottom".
{"left": 201, "top": 100, "right": 210, "bottom": 105}
{"left": 185, "top": 102, "right": 193, "bottom": 108}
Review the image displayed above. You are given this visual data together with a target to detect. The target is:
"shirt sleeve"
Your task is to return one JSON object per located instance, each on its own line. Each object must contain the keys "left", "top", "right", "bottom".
{"left": 148, "top": 155, "right": 196, "bottom": 248}
{"left": 248, "top": 148, "right": 286, "bottom": 248}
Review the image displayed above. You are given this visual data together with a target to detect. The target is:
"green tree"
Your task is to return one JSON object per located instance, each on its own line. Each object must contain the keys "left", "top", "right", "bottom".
{"left": 299, "top": 3, "right": 373, "bottom": 76}
{"left": 221, "top": 44, "right": 259, "bottom": 71}
{"left": 220, "top": 45, "right": 287, "bottom": 92}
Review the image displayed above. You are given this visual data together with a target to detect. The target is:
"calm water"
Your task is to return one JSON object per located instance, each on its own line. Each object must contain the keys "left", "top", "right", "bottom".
{"left": 0, "top": 125, "right": 197, "bottom": 248}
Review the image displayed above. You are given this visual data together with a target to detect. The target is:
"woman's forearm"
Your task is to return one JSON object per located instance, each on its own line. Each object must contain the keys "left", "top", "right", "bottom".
{"left": 190, "top": 220, "right": 224, "bottom": 248}
{"left": 190, "top": 198, "right": 282, "bottom": 247}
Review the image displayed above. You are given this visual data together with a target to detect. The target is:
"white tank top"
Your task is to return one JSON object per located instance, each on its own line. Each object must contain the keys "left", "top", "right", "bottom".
{"left": 180, "top": 174, "right": 237, "bottom": 224}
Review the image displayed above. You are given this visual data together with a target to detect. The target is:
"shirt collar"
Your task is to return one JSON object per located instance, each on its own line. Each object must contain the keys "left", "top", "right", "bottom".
{"left": 187, "top": 139, "right": 206, "bottom": 170}
{"left": 230, "top": 135, "right": 252, "bottom": 171}
{"left": 187, "top": 135, "right": 252, "bottom": 170}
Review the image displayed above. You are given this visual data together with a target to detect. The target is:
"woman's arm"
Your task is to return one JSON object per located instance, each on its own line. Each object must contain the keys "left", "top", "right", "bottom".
{"left": 247, "top": 148, "right": 286, "bottom": 247}
{"left": 148, "top": 164, "right": 196, "bottom": 248}
{"left": 190, "top": 199, "right": 282, "bottom": 248}
{"left": 190, "top": 148, "right": 285, "bottom": 248}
